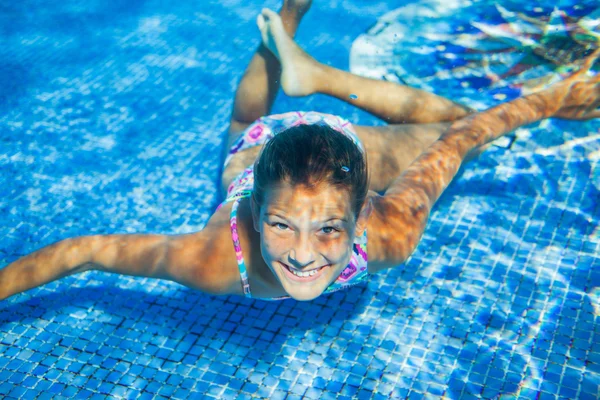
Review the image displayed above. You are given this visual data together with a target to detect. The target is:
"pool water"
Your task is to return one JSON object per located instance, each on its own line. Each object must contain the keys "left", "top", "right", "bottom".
{"left": 1, "top": 0, "right": 599, "bottom": 398}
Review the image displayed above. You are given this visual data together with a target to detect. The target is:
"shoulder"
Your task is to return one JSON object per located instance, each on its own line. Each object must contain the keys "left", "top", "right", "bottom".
{"left": 365, "top": 191, "right": 418, "bottom": 273}
{"left": 165, "top": 202, "right": 244, "bottom": 296}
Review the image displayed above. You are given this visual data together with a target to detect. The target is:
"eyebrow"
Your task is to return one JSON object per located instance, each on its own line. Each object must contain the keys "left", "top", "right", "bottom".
{"left": 265, "top": 213, "right": 348, "bottom": 224}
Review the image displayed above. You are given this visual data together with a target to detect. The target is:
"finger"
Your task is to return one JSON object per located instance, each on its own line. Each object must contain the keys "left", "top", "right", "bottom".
{"left": 577, "top": 101, "right": 600, "bottom": 120}
{"left": 579, "top": 48, "right": 600, "bottom": 75}
{"left": 583, "top": 109, "right": 600, "bottom": 120}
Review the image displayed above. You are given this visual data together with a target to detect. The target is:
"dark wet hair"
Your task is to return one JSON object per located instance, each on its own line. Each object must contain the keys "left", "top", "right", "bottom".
{"left": 253, "top": 124, "right": 369, "bottom": 218}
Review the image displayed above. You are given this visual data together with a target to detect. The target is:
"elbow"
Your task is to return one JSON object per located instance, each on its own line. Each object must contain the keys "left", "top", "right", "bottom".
{"left": 88, "top": 234, "right": 171, "bottom": 278}
{"left": 49, "top": 237, "right": 95, "bottom": 274}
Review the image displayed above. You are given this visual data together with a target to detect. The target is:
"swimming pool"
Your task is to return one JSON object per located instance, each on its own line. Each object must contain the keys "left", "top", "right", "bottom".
{"left": 1, "top": 0, "right": 598, "bottom": 398}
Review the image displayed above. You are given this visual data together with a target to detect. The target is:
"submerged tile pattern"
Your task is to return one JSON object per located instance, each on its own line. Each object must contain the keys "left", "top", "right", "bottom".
{"left": 1, "top": 0, "right": 599, "bottom": 398}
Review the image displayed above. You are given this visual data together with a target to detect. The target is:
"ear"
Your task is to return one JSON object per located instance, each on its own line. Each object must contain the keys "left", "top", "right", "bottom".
{"left": 250, "top": 194, "right": 261, "bottom": 232}
{"left": 354, "top": 196, "right": 373, "bottom": 236}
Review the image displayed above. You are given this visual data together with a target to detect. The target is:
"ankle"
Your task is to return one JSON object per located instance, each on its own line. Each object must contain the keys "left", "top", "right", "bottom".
{"left": 278, "top": 10, "right": 302, "bottom": 36}
{"left": 309, "top": 62, "right": 330, "bottom": 94}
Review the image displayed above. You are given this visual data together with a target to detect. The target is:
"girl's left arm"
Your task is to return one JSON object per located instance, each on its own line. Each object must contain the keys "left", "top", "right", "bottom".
{"left": 367, "top": 51, "right": 600, "bottom": 272}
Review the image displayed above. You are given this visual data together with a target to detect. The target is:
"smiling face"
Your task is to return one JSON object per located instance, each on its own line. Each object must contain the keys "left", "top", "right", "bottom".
{"left": 251, "top": 181, "right": 369, "bottom": 301}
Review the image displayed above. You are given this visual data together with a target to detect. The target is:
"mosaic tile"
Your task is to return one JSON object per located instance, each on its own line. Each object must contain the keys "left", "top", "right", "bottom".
{"left": 1, "top": 0, "right": 599, "bottom": 399}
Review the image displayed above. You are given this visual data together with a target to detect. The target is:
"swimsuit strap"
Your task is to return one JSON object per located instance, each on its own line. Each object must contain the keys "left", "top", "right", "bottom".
{"left": 230, "top": 195, "right": 253, "bottom": 298}
{"left": 229, "top": 196, "right": 290, "bottom": 300}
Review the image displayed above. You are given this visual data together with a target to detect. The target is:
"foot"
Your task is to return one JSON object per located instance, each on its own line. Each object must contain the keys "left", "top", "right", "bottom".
{"left": 550, "top": 49, "right": 600, "bottom": 121}
{"left": 257, "top": 8, "right": 321, "bottom": 97}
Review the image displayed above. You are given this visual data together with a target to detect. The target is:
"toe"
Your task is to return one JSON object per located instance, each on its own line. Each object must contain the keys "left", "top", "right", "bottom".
{"left": 257, "top": 14, "right": 265, "bottom": 30}
{"left": 262, "top": 8, "right": 278, "bottom": 19}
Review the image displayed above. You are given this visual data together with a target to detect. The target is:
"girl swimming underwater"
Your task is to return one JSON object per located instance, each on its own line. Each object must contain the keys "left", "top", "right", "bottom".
{"left": 1, "top": 0, "right": 600, "bottom": 302}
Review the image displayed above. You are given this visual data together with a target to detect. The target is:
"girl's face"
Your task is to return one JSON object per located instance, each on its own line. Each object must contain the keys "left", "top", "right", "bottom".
{"left": 252, "top": 181, "right": 369, "bottom": 301}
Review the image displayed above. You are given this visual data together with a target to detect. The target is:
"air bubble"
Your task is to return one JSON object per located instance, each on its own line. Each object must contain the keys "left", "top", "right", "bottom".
{"left": 349, "top": 94, "right": 358, "bottom": 100}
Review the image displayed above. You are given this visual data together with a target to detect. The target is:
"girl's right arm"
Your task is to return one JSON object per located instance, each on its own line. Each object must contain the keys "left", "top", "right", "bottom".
{"left": 367, "top": 51, "right": 600, "bottom": 272}
{"left": 0, "top": 234, "right": 167, "bottom": 300}
{"left": 0, "top": 220, "right": 241, "bottom": 300}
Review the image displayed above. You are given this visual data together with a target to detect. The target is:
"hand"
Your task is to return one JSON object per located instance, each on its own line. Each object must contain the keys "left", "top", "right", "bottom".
{"left": 551, "top": 49, "right": 600, "bottom": 121}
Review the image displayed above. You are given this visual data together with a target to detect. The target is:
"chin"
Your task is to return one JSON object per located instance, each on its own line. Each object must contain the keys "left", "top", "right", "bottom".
{"left": 278, "top": 275, "right": 328, "bottom": 301}
{"left": 281, "top": 273, "right": 338, "bottom": 301}
{"left": 286, "top": 289, "right": 323, "bottom": 302}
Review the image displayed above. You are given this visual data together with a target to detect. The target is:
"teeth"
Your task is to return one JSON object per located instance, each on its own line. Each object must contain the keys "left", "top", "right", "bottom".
{"left": 290, "top": 268, "right": 319, "bottom": 277}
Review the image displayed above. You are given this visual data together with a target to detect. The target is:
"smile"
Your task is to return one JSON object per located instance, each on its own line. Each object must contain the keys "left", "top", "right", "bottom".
{"left": 279, "top": 262, "right": 329, "bottom": 282}
{"left": 290, "top": 268, "right": 319, "bottom": 277}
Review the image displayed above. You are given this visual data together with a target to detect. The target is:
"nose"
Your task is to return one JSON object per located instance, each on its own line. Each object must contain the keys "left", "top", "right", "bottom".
{"left": 288, "top": 235, "right": 315, "bottom": 268}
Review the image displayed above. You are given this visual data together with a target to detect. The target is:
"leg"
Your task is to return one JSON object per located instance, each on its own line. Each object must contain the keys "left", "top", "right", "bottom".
{"left": 227, "top": 1, "right": 312, "bottom": 148}
{"left": 257, "top": 9, "right": 472, "bottom": 124}
{"left": 353, "top": 123, "right": 447, "bottom": 192}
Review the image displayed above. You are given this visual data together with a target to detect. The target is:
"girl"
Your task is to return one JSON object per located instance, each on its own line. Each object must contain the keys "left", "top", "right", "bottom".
{"left": 1, "top": 1, "right": 599, "bottom": 302}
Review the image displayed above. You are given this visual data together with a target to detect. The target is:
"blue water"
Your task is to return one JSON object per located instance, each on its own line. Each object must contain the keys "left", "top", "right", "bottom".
{"left": 1, "top": 0, "right": 599, "bottom": 398}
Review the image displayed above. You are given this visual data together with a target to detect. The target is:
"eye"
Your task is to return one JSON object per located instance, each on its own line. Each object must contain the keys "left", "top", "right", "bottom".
{"left": 321, "top": 226, "right": 338, "bottom": 234}
{"left": 273, "top": 222, "right": 289, "bottom": 231}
